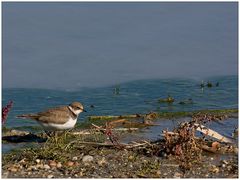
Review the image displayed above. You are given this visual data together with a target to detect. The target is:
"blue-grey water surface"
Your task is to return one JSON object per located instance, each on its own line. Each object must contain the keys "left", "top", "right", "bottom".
{"left": 2, "top": 75, "right": 238, "bottom": 152}
{"left": 3, "top": 75, "right": 238, "bottom": 129}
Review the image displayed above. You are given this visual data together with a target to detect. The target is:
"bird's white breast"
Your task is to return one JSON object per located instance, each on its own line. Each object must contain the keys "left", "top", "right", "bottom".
{"left": 40, "top": 117, "right": 77, "bottom": 131}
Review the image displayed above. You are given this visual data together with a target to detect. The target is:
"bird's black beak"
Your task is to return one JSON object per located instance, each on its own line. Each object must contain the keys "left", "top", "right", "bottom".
{"left": 83, "top": 109, "right": 87, "bottom": 112}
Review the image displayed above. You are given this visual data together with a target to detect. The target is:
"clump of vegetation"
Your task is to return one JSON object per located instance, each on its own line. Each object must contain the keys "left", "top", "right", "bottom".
{"left": 158, "top": 94, "right": 174, "bottom": 103}
{"left": 2, "top": 100, "right": 13, "bottom": 125}
{"left": 161, "top": 112, "right": 230, "bottom": 171}
{"left": 88, "top": 108, "right": 238, "bottom": 121}
{"left": 200, "top": 81, "right": 220, "bottom": 88}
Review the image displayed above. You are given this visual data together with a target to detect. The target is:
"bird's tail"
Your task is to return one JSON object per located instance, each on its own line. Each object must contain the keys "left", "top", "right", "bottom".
{"left": 16, "top": 114, "right": 38, "bottom": 119}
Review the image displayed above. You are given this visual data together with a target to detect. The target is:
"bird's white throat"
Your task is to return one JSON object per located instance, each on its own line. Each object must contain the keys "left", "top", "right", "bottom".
{"left": 68, "top": 106, "right": 81, "bottom": 116}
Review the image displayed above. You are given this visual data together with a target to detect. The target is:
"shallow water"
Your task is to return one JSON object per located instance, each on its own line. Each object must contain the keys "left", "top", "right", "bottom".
{"left": 120, "top": 117, "right": 238, "bottom": 144}
{"left": 2, "top": 75, "right": 238, "bottom": 152}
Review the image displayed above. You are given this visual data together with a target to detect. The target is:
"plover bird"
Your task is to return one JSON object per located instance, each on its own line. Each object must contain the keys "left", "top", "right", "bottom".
{"left": 16, "top": 102, "right": 86, "bottom": 132}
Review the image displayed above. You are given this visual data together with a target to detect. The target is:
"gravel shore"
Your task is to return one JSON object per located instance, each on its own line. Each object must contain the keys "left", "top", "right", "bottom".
{"left": 2, "top": 142, "right": 238, "bottom": 178}
{"left": 2, "top": 110, "right": 238, "bottom": 178}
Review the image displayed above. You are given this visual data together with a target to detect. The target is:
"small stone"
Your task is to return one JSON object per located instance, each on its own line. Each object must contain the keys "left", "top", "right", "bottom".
{"left": 173, "top": 172, "right": 182, "bottom": 178}
{"left": 227, "top": 165, "right": 232, "bottom": 171}
{"left": 72, "top": 156, "right": 78, "bottom": 161}
{"left": 156, "top": 170, "right": 161, "bottom": 175}
{"left": 8, "top": 167, "right": 18, "bottom": 172}
{"left": 47, "top": 174, "right": 54, "bottom": 178}
{"left": 43, "top": 164, "right": 51, "bottom": 170}
{"left": 82, "top": 155, "right": 94, "bottom": 163}
{"left": 29, "top": 165, "right": 37, "bottom": 171}
{"left": 65, "top": 161, "right": 74, "bottom": 167}
{"left": 128, "top": 155, "right": 134, "bottom": 160}
{"left": 210, "top": 157, "right": 214, "bottom": 161}
{"left": 210, "top": 165, "right": 219, "bottom": 173}
{"left": 222, "top": 160, "right": 228, "bottom": 164}
{"left": 78, "top": 171, "right": 83, "bottom": 177}
{"left": 19, "top": 158, "right": 26, "bottom": 164}
{"left": 2, "top": 172, "right": 9, "bottom": 178}
{"left": 36, "top": 164, "right": 44, "bottom": 169}
{"left": 36, "top": 159, "right": 41, "bottom": 164}
{"left": 49, "top": 160, "right": 57, "bottom": 168}
{"left": 57, "top": 162, "right": 62, "bottom": 168}
{"left": 97, "top": 158, "right": 107, "bottom": 166}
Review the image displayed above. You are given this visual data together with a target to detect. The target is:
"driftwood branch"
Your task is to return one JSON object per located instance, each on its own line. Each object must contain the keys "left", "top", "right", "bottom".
{"left": 194, "top": 123, "right": 234, "bottom": 144}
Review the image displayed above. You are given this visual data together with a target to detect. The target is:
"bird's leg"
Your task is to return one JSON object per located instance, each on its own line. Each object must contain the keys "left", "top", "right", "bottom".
{"left": 43, "top": 131, "right": 53, "bottom": 147}
{"left": 44, "top": 131, "right": 58, "bottom": 144}
{"left": 54, "top": 131, "right": 58, "bottom": 144}
{"left": 63, "top": 129, "right": 72, "bottom": 142}
{"left": 45, "top": 131, "right": 52, "bottom": 138}
{"left": 64, "top": 131, "right": 68, "bottom": 141}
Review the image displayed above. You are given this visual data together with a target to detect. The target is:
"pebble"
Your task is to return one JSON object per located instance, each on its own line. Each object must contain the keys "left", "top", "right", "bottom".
{"left": 78, "top": 171, "right": 83, "bottom": 177}
{"left": 65, "top": 161, "right": 74, "bottom": 167}
{"left": 82, "top": 155, "right": 94, "bottom": 163}
{"left": 173, "top": 172, "right": 182, "bottom": 178}
{"left": 227, "top": 165, "right": 232, "bottom": 171}
{"left": 19, "top": 158, "right": 26, "bottom": 164}
{"left": 221, "top": 160, "right": 228, "bottom": 164}
{"left": 8, "top": 167, "right": 18, "bottom": 172}
{"left": 72, "top": 156, "right": 78, "bottom": 161}
{"left": 49, "top": 160, "right": 57, "bottom": 168}
{"left": 128, "top": 155, "right": 134, "bottom": 161}
{"left": 57, "top": 162, "right": 62, "bottom": 168}
{"left": 156, "top": 170, "right": 161, "bottom": 175}
{"left": 2, "top": 172, "right": 9, "bottom": 178}
{"left": 31, "top": 165, "right": 38, "bottom": 171}
{"left": 210, "top": 165, "right": 219, "bottom": 173}
{"left": 36, "top": 159, "right": 41, "bottom": 164}
{"left": 98, "top": 158, "right": 107, "bottom": 166}
{"left": 47, "top": 174, "right": 54, "bottom": 178}
{"left": 36, "top": 164, "right": 44, "bottom": 169}
{"left": 44, "top": 164, "right": 51, "bottom": 170}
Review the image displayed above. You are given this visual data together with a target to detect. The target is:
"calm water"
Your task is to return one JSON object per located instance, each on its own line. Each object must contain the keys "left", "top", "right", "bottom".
{"left": 2, "top": 75, "right": 238, "bottom": 153}
{"left": 2, "top": 75, "right": 238, "bottom": 131}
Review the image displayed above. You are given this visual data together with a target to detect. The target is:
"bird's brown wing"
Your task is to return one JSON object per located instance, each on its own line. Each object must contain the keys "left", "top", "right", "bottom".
{"left": 36, "top": 106, "right": 71, "bottom": 124}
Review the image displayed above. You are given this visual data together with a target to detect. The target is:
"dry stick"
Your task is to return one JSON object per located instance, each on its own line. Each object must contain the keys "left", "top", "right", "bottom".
{"left": 194, "top": 123, "right": 234, "bottom": 144}
{"left": 162, "top": 126, "right": 235, "bottom": 144}
{"left": 91, "top": 123, "right": 138, "bottom": 132}
{"left": 64, "top": 139, "right": 130, "bottom": 150}
{"left": 88, "top": 114, "right": 143, "bottom": 120}
{"left": 125, "top": 140, "right": 152, "bottom": 149}
{"left": 64, "top": 139, "right": 151, "bottom": 150}
{"left": 91, "top": 123, "right": 122, "bottom": 148}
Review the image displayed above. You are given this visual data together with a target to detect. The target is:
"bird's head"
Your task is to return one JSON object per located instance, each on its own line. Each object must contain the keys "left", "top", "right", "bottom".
{"left": 69, "top": 102, "right": 86, "bottom": 115}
